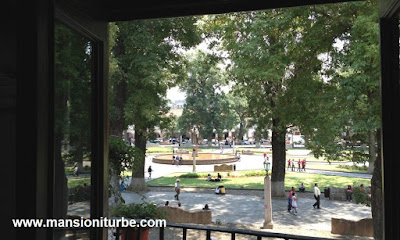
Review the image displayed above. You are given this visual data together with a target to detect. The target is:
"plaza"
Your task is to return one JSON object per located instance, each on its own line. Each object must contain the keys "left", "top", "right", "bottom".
{"left": 105, "top": 148, "right": 373, "bottom": 239}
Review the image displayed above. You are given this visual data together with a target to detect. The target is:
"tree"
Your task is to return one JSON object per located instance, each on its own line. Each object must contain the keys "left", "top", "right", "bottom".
{"left": 225, "top": 93, "right": 248, "bottom": 143}
{"left": 109, "top": 137, "right": 143, "bottom": 208}
{"left": 178, "top": 51, "right": 235, "bottom": 146}
{"left": 208, "top": 10, "right": 299, "bottom": 196}
{"left": 292, "top": 1, "right": 382, "bottom": 238}
{"left": 109, "top": 18, "right": 202, "bottom": 191}
{"left": 54, "top": 22, "right": 93, "bottom": 221}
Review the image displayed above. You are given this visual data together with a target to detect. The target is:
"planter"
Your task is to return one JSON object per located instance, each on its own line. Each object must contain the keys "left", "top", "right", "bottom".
{"left": 119, "top": 228, "right": 149, "bottom": 240}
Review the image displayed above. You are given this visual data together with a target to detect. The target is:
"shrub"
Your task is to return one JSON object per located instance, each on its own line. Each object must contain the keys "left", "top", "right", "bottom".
{"left": 111, "top": 201, "right": 166, "bottom": 220}
{"left": 68, "top": 184, "right": 90, "bottom": 203}
{"left": 244, "top": 170, "right": 265, "bottom": 177}
{"left": 338, "top": 165, "right": 368, "bottom": 171}
{"left": 353, "top": 182, "right": 371, "bottom": 207}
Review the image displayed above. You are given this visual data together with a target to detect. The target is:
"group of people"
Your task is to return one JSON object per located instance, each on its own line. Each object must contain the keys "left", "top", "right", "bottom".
{"left": 172, "top": 155, "right": 183, "bottom": 165}
{"left": 287, "top": 183, "right": 322, "bottom": 215}
{"left": 287, "top": 187, "right": 298, "bottom": 215}
{"left": 207, "top": 173, "right": 222, "bottom": 182}
{"left": 287, "top": 158, "right": 307, "bottom": 172}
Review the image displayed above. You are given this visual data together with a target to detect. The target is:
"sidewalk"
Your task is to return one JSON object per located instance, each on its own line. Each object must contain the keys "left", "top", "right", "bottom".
{"left": 121, "top": 188, "right": 373, "bottom": 239}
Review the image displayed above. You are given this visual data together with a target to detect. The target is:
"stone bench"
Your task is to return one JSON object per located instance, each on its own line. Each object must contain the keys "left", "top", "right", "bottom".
{"left": 331, "top": 217, "right": 373, "bottom": 237}
{"left": 174, "top": 149, "right": 189, "bottom": 154}
{"left": 214, "top": 164, "right": 236, "bottom": 172}
{"left": 158, "top": 206, "right": 211, "bottom": 224}
{"left": 242, "top": 150, "right": 254, "bottom": 155}
{"left": 328, "top": 187, "right": 347, "bottom": 201}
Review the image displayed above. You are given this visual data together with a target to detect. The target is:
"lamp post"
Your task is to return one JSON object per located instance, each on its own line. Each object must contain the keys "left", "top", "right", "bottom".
{"left": 263, "top": 158, "right": 273, "bottom": 229}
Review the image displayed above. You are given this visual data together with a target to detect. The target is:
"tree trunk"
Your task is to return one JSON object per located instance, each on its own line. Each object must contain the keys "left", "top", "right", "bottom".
{"left": 238, "top": 121, "right": 244, "bottom": 143}
{"left": 367, "top": 128, "right": 377, "bottom": 174}
{"left": 255, "top": 133, "right": 260, "bottom": 148}
{"left": 271, "top": 119, "right": 286, "bottom": 197}
{"left": 76, "top": 155, "right": 85, "bottom": 174}
{"left": 109, "top": 167, "right": 123, "bottom": 209}
{"left": 371, "top": 129, "right": 383, "bottom": 240}
{"left": 207, "top": 135, "right": 212, "bottom": 147}
{"left": 128, "top": 130, "right": 148, "bottom": 192}
{"left": 54, "top": 135, "right": 68, "bottom": 218}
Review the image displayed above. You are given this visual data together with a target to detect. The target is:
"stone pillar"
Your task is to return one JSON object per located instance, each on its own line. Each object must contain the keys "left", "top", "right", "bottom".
{"left": 263, "top": 175, "right": 273, "bottom": 229}
{"left": 192, "top": 146, "right": 197, "bottom": 172}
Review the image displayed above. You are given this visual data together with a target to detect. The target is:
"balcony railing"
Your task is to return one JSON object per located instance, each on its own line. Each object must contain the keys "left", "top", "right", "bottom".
{"left": 114, "top": 222, "right": 335, "bottom": 240}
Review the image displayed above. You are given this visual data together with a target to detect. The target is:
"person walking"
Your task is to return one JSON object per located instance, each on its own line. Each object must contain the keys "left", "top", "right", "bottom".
{"left": 174, "top": 179, "right": 181, "bottom": 200}
{"left": 287, "top": 159, "right": 291, "bottom": 171}
{"left": 297, "top": 159, "right": 301, "bottom": 172}
{"left": 302, "top": 159, "right": 306, "bottom": 172}
{"left": 148, "top": 166, "right": 152, "bottom": 179}
{"left": 264, "top": 152, "right": 267, "bottom": 160}
{"left": 313, "top": 183, "right": 321, "bottom": 209}
{"left": 291, "top": 161, "right": 295, "bottom": 171}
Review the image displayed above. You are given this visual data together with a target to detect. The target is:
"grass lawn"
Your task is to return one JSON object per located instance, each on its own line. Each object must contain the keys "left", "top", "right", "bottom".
{"left": 305, "top": 163, "right": 368, "bottom": 173}
{"left": 65, "top": 168, "right": 91, "bottom": 176}
{"left": 146, "top": 147, "right": 174, "bottom": 153}
{"left": 147, "top": 170, "right": 370, "bottom": 191}
{"left": 68, "top": 178, "right": 90, "bottom": 188}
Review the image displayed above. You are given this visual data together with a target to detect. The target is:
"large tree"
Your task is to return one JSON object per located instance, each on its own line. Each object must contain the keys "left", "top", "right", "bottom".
{"left": 178, "top": 51, "right": 236, "bottom": 146}
{"left": 208, "top": 10, "right": 302, "bottom": 196}
{"left": 109, "top": 18, "right": 201, "bottom": 191}
{"left": 288, "top": 1, "right": 382, "bottom": 238}
{"left": 206, "top": 2, "right": 371, "bottom": 197}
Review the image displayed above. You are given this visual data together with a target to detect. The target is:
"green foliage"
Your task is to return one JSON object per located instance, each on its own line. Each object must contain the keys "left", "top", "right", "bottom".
{"left": 292, "top": 1, "right": 380, "bottom": 163}
{"left": 68, "top": 184, "right": 90, "bottom": 203}
{"left": 110, "top": 201, "right": 166, "bottom": 220}
{"left": 353, "top": 182, "right": 371, "bottom": 207}
{"left": 109, "top": 137, "right": 144, "bottom": 174}
{"left": 109, "top": 17, "right": 202, "bottom": 138}
{"left": 179, "top": 172, "right": 207, "bottom": 178}
{"left": 178, "top": 51, "right": 237, "bottom": 141}
{"left": 338, "top": 165, "right": 368, "bottom": 171}
{"left": 68, "top": 178, "right": 90, "bottom": 189}
{"left": 243, "top": 170, "right": 266, "bottom": 177}
{"left": 55, "top": 23, "right": 92, "bottom": 165}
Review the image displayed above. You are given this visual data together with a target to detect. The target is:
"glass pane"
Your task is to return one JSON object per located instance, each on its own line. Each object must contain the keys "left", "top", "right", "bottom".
{"left": 54, "top": 21, "right": 92, "bottom": 240}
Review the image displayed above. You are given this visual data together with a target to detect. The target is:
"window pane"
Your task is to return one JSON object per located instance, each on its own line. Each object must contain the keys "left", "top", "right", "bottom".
{"left": 54, "top": 21, "right": 92, "bottom": 240}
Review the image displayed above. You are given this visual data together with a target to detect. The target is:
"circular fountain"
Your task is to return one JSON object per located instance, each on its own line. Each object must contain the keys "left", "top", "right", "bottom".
{"left": 152, "top": 152, "right": 239, "bottom": 165}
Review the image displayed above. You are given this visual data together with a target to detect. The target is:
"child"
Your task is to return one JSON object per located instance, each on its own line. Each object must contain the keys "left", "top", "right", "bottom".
{"left": 291, "top": 192, "right": 298, "bottom": 215}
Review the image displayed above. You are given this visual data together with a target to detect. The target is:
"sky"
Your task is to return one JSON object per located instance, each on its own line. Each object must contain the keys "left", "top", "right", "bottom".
{"left": 167, "top": 86, "right": 186, "bottom": 102}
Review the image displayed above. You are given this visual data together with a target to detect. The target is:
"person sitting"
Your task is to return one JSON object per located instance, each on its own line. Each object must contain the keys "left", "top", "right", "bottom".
{"left": 165, "top": 201, "right": 169, "bottom": 206}
{"left": 215, "top": 173, "right": 222, "bottom": 182}
{"left": 346, "top": 185, "right": 353, "bottom": 201}
{"left": 203, "top": 204, "right": 210, "bottom": 210}
{"left": 215, "top": 185, "right": 225, "bottom": 194}
{"left": 178, "top": 202, "right": 181, "bottom": 207}
{"left": 120, "top": 180, "right": 126, "bottom": 191}
{"left": 299, "top": 183, "right": 305, "bottom": 192}
{"left": 207, "top": 174, "right": 212, "bottom": 181}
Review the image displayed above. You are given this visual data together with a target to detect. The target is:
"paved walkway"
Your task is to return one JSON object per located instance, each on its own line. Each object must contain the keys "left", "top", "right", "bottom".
{"left": 136, "top": 153, "right": 371, "bottom": 184}
{"left": 121, "top": 188, "right": 372, "bottom": 239}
